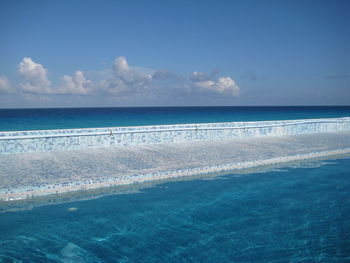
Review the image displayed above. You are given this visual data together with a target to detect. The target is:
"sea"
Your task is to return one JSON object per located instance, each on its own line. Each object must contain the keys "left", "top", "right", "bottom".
{"left": 0, "top": 106, "right": 350, "bottom": 262}
{"left": 1, "top": 106, "right": 350, "bottom": 131}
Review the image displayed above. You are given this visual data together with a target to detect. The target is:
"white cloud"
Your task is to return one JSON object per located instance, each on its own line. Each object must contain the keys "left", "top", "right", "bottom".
{"left": 192, "top": 73, "right": 240, "bottom": 96}
{"left": 18, "top": 57, "right": 51, "bottom": 94}
{"left": 115, "top": 56, "right": 129, "bottom": 72}
{"left": 17, "top": 58, "right": 92, "bottom": 95}
{"left": 13, "top": 56, "right": 240, "bottom": 102}
{"left": 100, "top": 60, "right": 240, "bottom": 98}
{"left": 189, "top": 71, "right": 209, "bottom": 82}
{"left": 101, "top": 56, "right": 153, "bottom": 95}
{"left": 0, "top": 75, "right": 12, "bottom": 93}
{"left": 216, "top": 77, "right": 240, "bottom": 96}
{"left": 59, "top": 71, "right": 91, "bottom": 95}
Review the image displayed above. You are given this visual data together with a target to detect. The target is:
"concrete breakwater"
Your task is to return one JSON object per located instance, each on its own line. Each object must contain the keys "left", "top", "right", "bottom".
{"left": 1, "top": 131, "right": 350, "bottom": 202}
{"left": 1, "top": 147, "right": 350, "bottom": 202}
{"left": 1, "top": 117, "right": 350, "bottom": 154}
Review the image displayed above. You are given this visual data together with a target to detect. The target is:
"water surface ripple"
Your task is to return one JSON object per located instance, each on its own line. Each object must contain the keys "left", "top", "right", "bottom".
{"left": 0, "top": 158, "right": 349, "bottom": 262}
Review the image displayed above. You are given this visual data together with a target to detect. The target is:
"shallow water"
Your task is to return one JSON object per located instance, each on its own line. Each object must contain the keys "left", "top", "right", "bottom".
{"left": 1, "top": 106, "right": 350, "bottom": 131}
{"left": 0, "top": 157, "right": 349, "bottom": 262}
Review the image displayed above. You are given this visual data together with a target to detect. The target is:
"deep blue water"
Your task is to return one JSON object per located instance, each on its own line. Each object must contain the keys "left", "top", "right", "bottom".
{"left": 0, "top": 157, "right": 349, "bottom": 262}
{"left": 1, "top": 106, "right": 350, "bottom": 131}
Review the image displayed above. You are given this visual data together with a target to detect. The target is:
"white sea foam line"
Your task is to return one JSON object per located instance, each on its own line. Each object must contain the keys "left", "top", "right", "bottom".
{"left": 1, "top": 147, "right": 350, "bottom": 202}
{"left": 1, "top": 117, "right": 349, "bottom": 140}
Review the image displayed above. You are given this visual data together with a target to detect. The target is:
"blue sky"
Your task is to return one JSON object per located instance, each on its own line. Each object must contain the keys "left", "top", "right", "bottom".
{"left": 0, "top": 0, "right": 349, "bottom": 108}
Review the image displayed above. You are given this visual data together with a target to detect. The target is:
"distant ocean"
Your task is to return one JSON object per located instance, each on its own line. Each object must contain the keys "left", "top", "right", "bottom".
{"left": 1, "top": 106, "right": 350, "bottom": 131}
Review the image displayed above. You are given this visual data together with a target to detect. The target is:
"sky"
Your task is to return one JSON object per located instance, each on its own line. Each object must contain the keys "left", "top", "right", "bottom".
{"left": 0, "top": 0, "right": 349, "bottom": 108}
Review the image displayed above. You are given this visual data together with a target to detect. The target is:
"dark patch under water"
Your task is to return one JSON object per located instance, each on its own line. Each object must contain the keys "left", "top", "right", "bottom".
{"left": 0, "top": 157, "right": 349, "bottom": 262}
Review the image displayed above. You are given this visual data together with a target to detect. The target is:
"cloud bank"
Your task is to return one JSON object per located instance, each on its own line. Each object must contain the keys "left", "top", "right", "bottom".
{"left": 0, "top": 56, "right": 240, "bottom": 102}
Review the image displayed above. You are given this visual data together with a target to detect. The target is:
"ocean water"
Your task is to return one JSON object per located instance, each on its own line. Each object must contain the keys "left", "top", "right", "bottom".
{"left": 1, "top": 106, "right": 350, "bottom": 262}
{"left": 1, "top": 106, "right": 350, "bottom": 131}
{"left": 0, "top": 157, "right": 349, "bottom": 262}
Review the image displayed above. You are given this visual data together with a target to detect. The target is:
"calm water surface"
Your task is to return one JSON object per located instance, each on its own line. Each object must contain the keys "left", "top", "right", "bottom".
{"left": 1, "top": 106, "right": 350, "bottom": 131}
{"left": 0, "top": 157, "right": 349, "bottom": 262}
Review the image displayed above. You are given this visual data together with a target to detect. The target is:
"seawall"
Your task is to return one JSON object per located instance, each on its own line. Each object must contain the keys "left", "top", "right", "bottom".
{"left": 1, "top": 117, "right": 350, "bottom": 154}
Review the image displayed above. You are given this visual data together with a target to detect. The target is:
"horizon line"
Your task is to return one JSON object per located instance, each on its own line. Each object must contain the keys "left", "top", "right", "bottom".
{"left": 1, "top": 105, "right": 350, "bottom": 110}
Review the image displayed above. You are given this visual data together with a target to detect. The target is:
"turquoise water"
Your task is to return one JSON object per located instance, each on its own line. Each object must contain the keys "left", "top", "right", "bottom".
{"left": 1, "top": 106, "right": 350, "bottom": 131}
{"left": 0, "top": 157, "right": 349, "bottom": 262}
